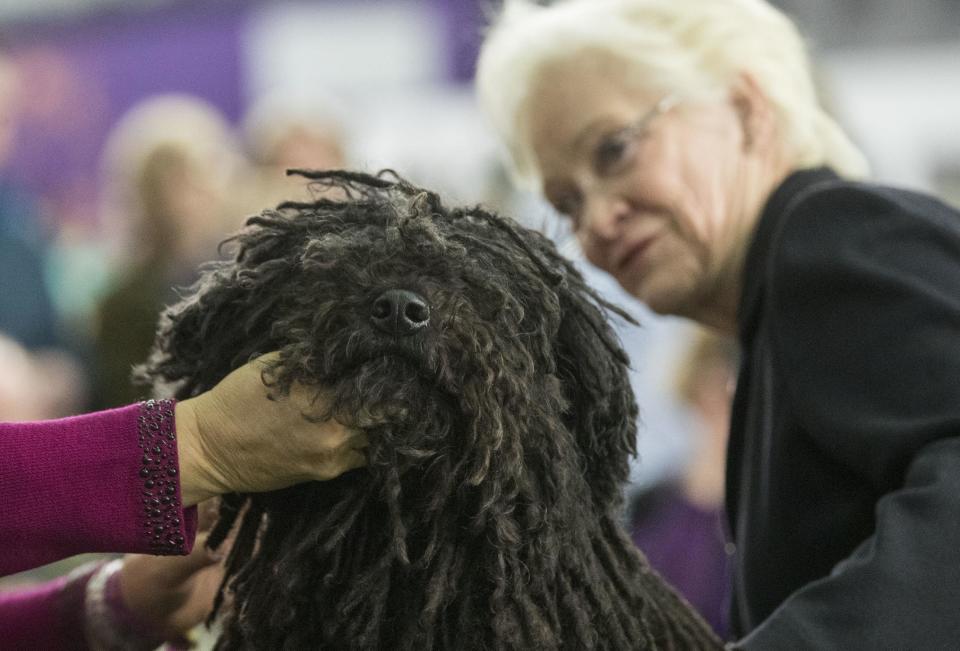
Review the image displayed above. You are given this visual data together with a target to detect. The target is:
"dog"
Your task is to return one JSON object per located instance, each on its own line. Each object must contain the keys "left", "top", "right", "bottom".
{"left": 142, "top": 170, "right": 722, "bottom": 650}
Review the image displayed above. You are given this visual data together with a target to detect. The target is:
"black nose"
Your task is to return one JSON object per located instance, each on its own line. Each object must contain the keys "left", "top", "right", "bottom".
{"left": 371, "top": 289, "right": 430, "bottom": 336}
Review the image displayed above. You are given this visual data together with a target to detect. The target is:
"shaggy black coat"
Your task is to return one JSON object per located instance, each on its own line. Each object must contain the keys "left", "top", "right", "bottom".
{"left": 142, "top": 170, "right": 722, "bottom": 650}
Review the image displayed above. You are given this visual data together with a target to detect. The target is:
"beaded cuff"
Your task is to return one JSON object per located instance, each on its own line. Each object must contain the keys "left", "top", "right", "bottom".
{"left": 137, "top": 399, "right": 188, "bottom": 554}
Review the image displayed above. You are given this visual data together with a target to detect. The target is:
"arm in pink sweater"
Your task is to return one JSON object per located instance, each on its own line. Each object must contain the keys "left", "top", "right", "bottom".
{"left": 0, "top": 564, "right": 94, "bottom": 651}
{"left": 0, "top": 400, "right": 199, "bottom": 648}
{"left": 0, "top": 559, "right": 180, "bottom": 650}
{"left": 0, "top": 400, "right": 198, "bottom": 575}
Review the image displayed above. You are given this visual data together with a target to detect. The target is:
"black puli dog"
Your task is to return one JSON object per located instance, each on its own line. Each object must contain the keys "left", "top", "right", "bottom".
{"left": 143, "top": 170, "right": 722, "bottom": 650}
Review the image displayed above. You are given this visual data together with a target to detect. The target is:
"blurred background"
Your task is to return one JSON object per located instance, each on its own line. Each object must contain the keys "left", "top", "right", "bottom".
{"left": 1, "top": 0, "right": 958, "bottom": 505}
{"left": 3, "top": 0, "right": 956, "bottom": 463}
{"left": 0, "top": 0, "right": 956, "bottom": 641}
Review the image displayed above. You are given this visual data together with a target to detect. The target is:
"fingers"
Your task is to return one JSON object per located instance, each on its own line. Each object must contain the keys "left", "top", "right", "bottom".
{"left": 167, "top": 533, "right": 222, "bottom": 581}
{"left": 314, "top": 421, "right": 367, "bottom": 449}
{"left": 323, "top": 449, "right": 367, "bottom": 480}
{"left": 342, "top": 449, "right": 367, "bottom": 472}
{"left": 349, "top": 429, "right": 370, "bottom": 449}
{"left": 121, "top": 532, "right": 220, "bottom": 592}
{"left": 310, "top": 447, "right": 368, "bottom": 481}
{"left": 252, "top": 350, "right": 282, "bottom": 366}
{"left": 197, "top": 498, "right": 221, "bottom": 533}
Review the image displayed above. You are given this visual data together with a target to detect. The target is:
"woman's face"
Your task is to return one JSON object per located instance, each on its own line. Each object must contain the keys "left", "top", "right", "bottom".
{"left": 525, "top": 54, "right": 757, "bottom": 320}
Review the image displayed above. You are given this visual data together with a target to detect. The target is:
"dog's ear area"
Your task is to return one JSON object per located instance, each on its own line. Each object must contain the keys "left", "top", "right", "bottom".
{"left": 552, "top": 268, "right": 640, "bottom": 508}
{"left": 137, "top": 225, "right": 304, "bottom": 400}
{"left": 471, "top": 220, "right": 641, "bottom": 507}
{"left": 136, "top": 269, "right": 287, "bottom": 400}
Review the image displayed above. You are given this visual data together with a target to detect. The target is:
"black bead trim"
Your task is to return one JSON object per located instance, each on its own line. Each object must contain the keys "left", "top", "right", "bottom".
{"left": 137, "top": 399, "right": 186, "bottom": 554}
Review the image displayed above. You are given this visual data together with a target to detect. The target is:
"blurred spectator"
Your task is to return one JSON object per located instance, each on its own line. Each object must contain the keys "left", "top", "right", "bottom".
{"left": 237, "top": 90, "right": 350, "bottom": 212}
{"left": 0, "top": 333, "right": 85, "bottom": 421}
{"left": 0, "top": 52, "right": 60, "bottom": 351}
{"left": 0, "top": 334, "right": 49, "bottom": 421}
{"left": 629, "top": 329, "right": 739, "bottom": 640}
{"left": 0, "top": 227, "right": 59, "bottom": 349}
{"left": 0, "top": 51, "right": 34, "bottom": 242}
{"left": 93, "top": 95, "right": 242, "bottom": 408}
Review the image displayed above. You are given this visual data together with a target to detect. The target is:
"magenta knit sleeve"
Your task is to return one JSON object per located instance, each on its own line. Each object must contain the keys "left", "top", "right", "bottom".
{"left": 0, "top": 400, "right": 198, "bottom": 577}
{"left": 0, "top": 562, "right": 94, "bottom": 650}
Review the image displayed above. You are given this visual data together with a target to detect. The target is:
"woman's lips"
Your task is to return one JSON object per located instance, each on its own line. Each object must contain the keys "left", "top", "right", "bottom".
{"left": 616, "top": 236, "right": 657, "bottom": 273}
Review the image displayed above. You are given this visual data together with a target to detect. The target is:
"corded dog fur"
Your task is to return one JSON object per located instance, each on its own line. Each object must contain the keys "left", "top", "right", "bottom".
{"left": 142, "top": 170, "right": 722, "bottom": 650}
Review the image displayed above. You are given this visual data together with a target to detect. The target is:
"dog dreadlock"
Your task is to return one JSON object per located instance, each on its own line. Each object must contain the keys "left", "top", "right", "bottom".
{"left": 142, "top": 170, "right": 722, "bottom": 650}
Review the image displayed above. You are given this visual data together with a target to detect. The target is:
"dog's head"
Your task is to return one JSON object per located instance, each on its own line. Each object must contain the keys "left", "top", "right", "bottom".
{"left": 144, "top": 170, "right": 647, "bottom": 648}
{"left": 149, "top": 170, "right": 637, "bottom": 509}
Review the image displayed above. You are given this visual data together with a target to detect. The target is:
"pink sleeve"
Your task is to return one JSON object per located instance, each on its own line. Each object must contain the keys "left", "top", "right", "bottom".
{"left": 0, "top": 400, "right": 198, "bottom": 576}
{"left": 0, "top": 560, "right": 181, "bottom": 651}
{"left": 0, "top": 563, "right": 94, "bottom": 651}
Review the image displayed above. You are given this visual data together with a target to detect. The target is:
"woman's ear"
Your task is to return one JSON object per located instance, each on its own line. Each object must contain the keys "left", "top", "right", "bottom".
{"left": 730, "top": 71, "right": 775, "bottom": 152}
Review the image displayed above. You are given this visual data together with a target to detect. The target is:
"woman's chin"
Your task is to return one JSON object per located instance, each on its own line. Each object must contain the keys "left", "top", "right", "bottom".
{"left": 623, "top": 275, "right": 693, "bottom": 318}
{"left": 644, "top": 294, "right": 687, "bottom": 317}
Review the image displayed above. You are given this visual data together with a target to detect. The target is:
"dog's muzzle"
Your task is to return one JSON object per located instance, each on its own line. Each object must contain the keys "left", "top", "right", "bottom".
{"left": 371, "top": 289, "right": 430, "bottom": 336}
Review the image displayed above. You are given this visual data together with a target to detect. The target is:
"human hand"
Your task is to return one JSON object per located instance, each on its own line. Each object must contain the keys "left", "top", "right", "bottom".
{"left": 174, "top": 352, "right": 368, "bottom": 506}
{"left": 118, "top": 531, "right": 223, "bottom": 643}
{"left": 116, "top": 500, "right": 225, "bottom": 643}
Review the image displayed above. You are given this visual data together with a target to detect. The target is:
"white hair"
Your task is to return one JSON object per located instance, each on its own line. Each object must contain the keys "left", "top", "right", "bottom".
{"left": 100, "top": 94, "right": 240, "bottom": 260}
{"left": 241, "top": 89, "right": 352, "bottom": 165}
{"left": 476, "top": 0, "right": 869, "bottom": 190}
{"left": 102, "top": 94, "right": 238, "bottom": 207}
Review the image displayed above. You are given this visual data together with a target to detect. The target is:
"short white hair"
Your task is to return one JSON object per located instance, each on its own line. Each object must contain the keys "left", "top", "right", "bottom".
{"left": 476, "top": 0, "right": 869, "bottom": 190}
{"left": 102, "top": 94, "right": 238, "bottom": 207}
{"left": 241, "top": 89, "right": 351, "bottom": 165}
{"left": 100, "top": 94, "right": 239, "bottom": 259}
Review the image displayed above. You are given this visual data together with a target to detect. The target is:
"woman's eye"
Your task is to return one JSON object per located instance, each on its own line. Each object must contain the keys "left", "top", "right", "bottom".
{"left": 557, "top": 199, "right": 580, "bottom": 226}
{"left": 593, "top": 133, "right": 632, "bottom": 176}
{"left": 548, "top": 193, "right": 582, "bottom": 228}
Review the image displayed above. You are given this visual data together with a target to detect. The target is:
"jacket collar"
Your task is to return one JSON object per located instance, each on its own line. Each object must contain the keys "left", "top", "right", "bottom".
{"left": 737, "top": 166, "right": 840, "bottom": 344}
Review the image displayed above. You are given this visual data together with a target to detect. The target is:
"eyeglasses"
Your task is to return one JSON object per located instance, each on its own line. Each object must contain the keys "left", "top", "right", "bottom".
{"left": 590, "top": 94, "right": 679, "bottom": 179}
{"left": 550, "top": 95, "right": 679, "bottom": 228}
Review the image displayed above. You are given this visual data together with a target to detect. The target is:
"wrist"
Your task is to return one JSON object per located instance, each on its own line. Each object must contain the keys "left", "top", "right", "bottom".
{"left": 86, "top": 559, "right": 175, "bottom": 650}
{"left": 175, "top": 399, "right": 220, "bottom": 506}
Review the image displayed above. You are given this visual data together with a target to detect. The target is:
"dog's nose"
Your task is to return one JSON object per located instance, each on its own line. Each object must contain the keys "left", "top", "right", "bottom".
{"left": 371, "top": 289, "right": 430, "bottom": 336}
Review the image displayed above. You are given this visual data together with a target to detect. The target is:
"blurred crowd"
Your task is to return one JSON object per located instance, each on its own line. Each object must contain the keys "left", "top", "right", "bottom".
{"left": 0, "top": 49, "right": 352, "bottom": 417}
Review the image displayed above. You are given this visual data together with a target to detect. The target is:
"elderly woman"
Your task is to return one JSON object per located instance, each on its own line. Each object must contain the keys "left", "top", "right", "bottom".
{"left": 477, "top": 0, "right": 960, "bottom": 648}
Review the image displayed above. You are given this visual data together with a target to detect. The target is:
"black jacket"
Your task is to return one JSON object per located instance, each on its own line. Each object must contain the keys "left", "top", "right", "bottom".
{"left": 729, "top": 168, "right": 960, "bottom": 649}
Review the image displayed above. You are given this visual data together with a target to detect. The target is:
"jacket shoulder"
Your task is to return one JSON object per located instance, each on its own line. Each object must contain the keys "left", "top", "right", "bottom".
{"left": 772, "top": 180, "right": 960, "bottom": 270}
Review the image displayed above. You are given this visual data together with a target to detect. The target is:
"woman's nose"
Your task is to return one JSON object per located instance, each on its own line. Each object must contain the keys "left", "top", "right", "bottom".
{"left": 582, "top": 191, "right": 631, "bottom": 242}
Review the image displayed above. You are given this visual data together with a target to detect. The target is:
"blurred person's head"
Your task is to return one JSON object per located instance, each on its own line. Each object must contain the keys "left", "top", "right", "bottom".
{"left": 238, "top": 90, "right": 350, "bottom": 211}
{"left": 101, "top": 94, "right": 241, "bottom": 268}
{"left": 476, "top": 0, "right": 868, "bottom": 330}
{"left": 675, "top": 329, "right": 738, "bottom": 433}
{"left": 243, "top": 90, "right": 349, "bottom": 171}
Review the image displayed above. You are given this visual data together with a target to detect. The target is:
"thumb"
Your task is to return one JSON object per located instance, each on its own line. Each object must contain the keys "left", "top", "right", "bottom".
{"left": 159, "top": 533, "right": 221, "bottom": 585}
